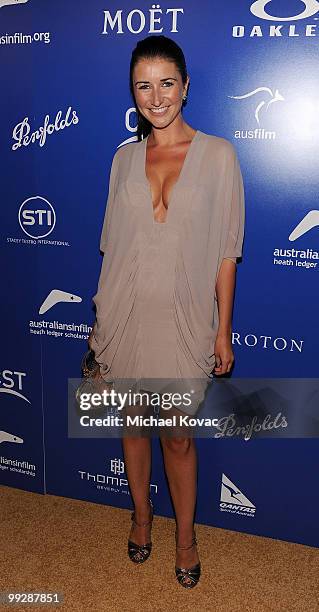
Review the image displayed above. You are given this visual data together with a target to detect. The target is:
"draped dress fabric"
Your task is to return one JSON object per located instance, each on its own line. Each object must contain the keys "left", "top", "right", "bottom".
{"left": 90, "top": 130, "right": 245, "bottom": 415}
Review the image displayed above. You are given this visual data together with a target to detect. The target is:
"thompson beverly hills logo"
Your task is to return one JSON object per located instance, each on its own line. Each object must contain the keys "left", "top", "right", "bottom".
{"left": 78, "top": 457, "right": 158, "bottom": 496}
{"left": 102, "top": 6, "right": 184, "bottom": 34}
{"left": 229, "top": 86, "right": 284, "bottom": 140}
{"left": 220, "top": 473, "right": 256, "bottom": 517}
{"left": 233, "top": 0, "right": 319, "bottom": 38}
{"left": 273, "top": 209, "right": 319, "bottom": 271}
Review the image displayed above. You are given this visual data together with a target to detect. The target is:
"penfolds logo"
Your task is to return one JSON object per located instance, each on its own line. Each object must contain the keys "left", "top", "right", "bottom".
{"left": 12, "top": 106, "right": 79, "bottom": 150}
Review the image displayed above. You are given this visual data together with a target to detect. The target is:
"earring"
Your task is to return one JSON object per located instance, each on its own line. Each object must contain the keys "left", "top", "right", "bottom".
{"left": 182, "top": 94, "right": 187, "bottom": 101}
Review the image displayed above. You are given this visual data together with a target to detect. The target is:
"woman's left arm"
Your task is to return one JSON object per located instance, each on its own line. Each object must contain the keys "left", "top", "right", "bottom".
{"left": 213, "top": 142, "right": 245, "bottom": 375}
{"left": 214, "top": 258, "right": 236, "bottom": 375}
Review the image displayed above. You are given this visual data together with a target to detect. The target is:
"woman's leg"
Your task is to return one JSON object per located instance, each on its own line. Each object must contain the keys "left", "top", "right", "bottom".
{"left": 160, "top": 434, "right": 200, "bottom": 570}
{"left": 122, "top": 435, "right": 152, "bottom": 545}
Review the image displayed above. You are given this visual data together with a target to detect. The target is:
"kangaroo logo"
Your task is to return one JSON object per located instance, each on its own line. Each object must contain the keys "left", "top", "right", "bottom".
{"left": 39, "top": 289, "right": 82, "bottom": 314}
{"left": 250, "top": 0, "right": 319, "bottom": 21}
{"left": 0, "top": 0, "right": 29, "bottom": 7}
{"left": 0, "top": 430, "right": 23, "bottom": 445}
{"left": 220, "top": 473, "right": 255, "bottom": 508}
{"left": 228, "top": 87, "right": 284, "bottom": 125}
{"left": 289, "top": 210, "right": 319, "bottom": 241}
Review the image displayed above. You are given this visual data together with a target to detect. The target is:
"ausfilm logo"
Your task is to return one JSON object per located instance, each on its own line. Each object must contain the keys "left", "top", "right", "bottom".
{"left": 102, "top": 5, "right": 184, "bottom": 35}
{"left": 273, "top": 209, "right": 319, "bottom": 271}
{"left": 228, "top": 86, "right": 284, "bottom": 140}
{"left": 220, "top": 473, "right": 256, "bottom": 517}
{"left": 233, "top": 0, "right": 319, "bottom": 38}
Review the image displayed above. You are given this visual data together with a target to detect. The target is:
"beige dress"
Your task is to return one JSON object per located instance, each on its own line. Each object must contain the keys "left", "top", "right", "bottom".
{"left": 91, "top": 129, "right": 245, "bottom": 415}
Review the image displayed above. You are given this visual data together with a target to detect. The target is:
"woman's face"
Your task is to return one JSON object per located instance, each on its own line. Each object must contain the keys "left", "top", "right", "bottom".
{"left": 133, "top": 57, "right": 189, "bottom": 129}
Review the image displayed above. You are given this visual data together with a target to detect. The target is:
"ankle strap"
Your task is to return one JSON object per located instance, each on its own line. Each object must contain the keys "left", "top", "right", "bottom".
{"left": 175, "top": 529, "right": 197, "bottom": 549}
{"left": 131, "top": 512, "right": 153, "bottom": 527}
{"left": 131, "top": 498, "right": 153, "bottom": 527}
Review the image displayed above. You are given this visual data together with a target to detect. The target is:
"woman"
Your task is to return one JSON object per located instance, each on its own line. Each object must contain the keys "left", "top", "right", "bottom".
{"left": 89, "top": 35, "right": 245, "bottom": 588}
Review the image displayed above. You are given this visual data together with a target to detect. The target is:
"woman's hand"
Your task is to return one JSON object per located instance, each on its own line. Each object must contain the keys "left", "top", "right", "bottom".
{"left": 213, "top": 331, "right": 234, "bottom": 375}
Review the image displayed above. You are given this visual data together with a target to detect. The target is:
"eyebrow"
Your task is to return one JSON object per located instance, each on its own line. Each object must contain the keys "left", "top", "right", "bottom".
{"left": 134, "top": 77, "right": 178, "bottom": 85}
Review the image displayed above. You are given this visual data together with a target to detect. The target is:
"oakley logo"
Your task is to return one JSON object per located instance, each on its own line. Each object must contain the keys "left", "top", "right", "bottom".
{"left": 250, "top": 0, "right": 319, "bottom": 21}
{"left": 229, "top": 87, "right": 284, "bottom": 125}
{"left": 289, "top": 210, "right": 319, "bottom": 240}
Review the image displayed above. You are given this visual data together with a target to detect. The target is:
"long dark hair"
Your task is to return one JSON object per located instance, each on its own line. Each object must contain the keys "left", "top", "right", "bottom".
{"left": 129, "top": 35, "right": 188, "bottom": 141}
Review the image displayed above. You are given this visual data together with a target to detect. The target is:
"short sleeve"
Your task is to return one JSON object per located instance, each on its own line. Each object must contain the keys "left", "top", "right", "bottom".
{"left": 223, "top": 147, "right": 245, "bottom": 264}
{"left": 99, "top": 150, "right": 119, "bottom": 253}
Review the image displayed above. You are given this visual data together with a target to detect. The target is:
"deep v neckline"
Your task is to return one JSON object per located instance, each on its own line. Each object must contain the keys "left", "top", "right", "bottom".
{"left": 143, "top": 129, "right": 200, "bottom": 226}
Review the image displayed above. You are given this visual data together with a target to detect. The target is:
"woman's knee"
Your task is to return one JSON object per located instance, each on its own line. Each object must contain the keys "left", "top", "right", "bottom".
{"left": 161, "top": 436, "right": 192, "bottom": 454}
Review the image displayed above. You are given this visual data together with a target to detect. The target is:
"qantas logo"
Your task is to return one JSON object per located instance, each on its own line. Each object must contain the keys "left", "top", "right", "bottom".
{"left": 220, "top": 473, "right": 256, "bottom": 516}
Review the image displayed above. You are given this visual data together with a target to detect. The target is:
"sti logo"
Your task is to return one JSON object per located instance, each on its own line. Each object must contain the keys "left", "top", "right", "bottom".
{"left": 18, "top": 196, "right": 56, "bottom": 239}
{"left": 0, "top": 370, "right": 30, "bottom": 403}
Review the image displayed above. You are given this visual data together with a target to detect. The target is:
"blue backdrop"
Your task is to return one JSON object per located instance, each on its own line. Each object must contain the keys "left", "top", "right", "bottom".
{"left": 1, "top": 0, "right": 319, "bottom": 548}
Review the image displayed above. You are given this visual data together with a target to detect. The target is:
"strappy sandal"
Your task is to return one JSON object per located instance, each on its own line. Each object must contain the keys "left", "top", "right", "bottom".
{"left": 128, "top": 498, "right": 154, "bottom": 564}
{"left": 175, "top": 529, "right": 201, "bottom": 588}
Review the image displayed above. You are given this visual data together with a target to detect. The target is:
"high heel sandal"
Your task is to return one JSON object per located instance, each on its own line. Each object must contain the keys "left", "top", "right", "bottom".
{"left": 175, "top": 529, "right": 201, "bottom": 589}
{"left": 128, "top": 498, "right": 154, "bottom": 564}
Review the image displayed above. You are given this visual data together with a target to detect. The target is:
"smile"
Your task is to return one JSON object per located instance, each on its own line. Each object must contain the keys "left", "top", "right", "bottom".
{"left": 149, "top": 106, "right": 169, "bottom": 114}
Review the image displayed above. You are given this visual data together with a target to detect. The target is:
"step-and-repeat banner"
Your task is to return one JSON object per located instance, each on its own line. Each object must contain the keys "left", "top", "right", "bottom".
{"left": 1, "top": 0, "right": 318, "bottom": 548}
